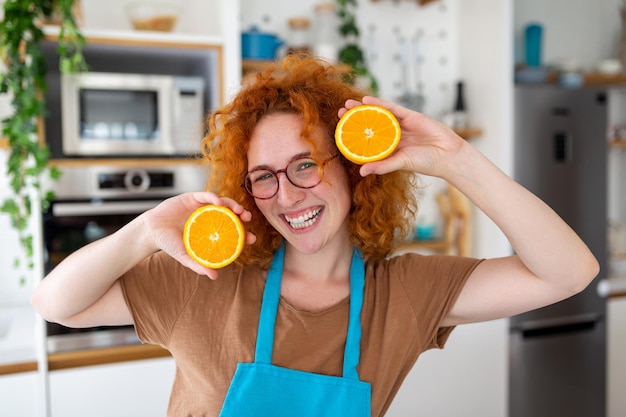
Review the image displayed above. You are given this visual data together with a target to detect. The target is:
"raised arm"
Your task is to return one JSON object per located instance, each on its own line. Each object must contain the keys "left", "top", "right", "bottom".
{"left": 31, "top": 192, "right": 254, "bottom": 328}
{"left": 340, "top": 96, "right": 600, "bottom": 326}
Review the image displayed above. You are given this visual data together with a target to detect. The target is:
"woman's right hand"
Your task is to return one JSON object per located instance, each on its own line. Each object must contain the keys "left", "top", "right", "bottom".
{"left": 140, "top": 191, "right": 256, "bottom": 279}
{"left": 31, "top": 192, "right": 255, "bottom": 327}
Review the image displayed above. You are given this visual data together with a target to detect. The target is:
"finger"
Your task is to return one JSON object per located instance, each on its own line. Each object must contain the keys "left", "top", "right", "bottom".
{"left": 218, "top": 198, "right": 253, "bottom": 224}
{"left": 359, "top": 155, "right": 407, "bottom": 177}
{"left": 187, "top": 191, "right": 224, "bottom": 208}
{"left": 245, "top": 232, "right": 257, "bottom": 245}
{"left": 338, "top": 98, "right": 364, "bottom": 118}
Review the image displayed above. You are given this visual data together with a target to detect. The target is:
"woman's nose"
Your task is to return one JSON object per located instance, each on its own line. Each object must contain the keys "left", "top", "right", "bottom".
{"left": 275, "top": 174, "right": 304, "bottom": 206}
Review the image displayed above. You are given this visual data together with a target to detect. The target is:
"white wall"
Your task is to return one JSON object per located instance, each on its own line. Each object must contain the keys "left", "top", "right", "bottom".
{"left": 80, "top": 0, "right": 222, "bottom": 36}
{"left": 0, "top": 152, "right": 37, "bottom": 305}
{"left": 242, "top": 0, "right": 457, "bottom": 119}
{"left": 513, "top": 0, "right": 623, "bottom": 70}
{"left": 0, "top": 67, "right": 31, "bottom": 303}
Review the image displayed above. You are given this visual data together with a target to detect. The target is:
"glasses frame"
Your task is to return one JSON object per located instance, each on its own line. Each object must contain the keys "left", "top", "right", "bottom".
{"left": 243, "top": 154, "right": 340, "bottom": 200}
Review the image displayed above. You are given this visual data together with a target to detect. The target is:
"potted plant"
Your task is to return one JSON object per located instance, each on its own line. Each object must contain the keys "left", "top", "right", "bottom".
{"left": 336, "top": 0, "right": 379, "bottom": 95}
{"left": 0, "top": 0, "right": 86, "bottom": 281}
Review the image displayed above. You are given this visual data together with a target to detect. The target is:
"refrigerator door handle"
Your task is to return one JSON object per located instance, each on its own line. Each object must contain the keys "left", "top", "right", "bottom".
{"left": 512, "top": 312, "right": 603, "bottom": 339}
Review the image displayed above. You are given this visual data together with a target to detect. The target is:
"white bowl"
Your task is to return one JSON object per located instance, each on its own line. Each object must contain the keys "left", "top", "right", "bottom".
{"left": 126, "top": 2, "right": 181, "bottom": 32}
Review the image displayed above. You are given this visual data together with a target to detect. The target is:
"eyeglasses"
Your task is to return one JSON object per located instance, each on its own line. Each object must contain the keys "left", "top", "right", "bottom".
{"left": 243, "top": 154, "right": 340, "bottom": 200}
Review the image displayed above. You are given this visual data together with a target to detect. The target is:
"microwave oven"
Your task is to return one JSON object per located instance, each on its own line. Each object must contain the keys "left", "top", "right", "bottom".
{"left": 61, "top": 72, "right": 205, "bottom": 156}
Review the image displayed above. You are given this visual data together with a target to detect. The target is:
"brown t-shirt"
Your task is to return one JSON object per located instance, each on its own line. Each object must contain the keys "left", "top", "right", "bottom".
{"left": 120, "top": 251, "right": 482, "bottom": 417}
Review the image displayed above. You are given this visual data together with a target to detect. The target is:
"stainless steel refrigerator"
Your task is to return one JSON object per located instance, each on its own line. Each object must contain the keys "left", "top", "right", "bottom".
{"left": 511, "top": 86, "right": 608, "bottom": 417}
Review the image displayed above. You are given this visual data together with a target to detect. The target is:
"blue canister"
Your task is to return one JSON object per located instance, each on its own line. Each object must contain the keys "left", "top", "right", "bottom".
{"left": 524, "top": 23, "right": 543, "bottom": 67}
{"left": 241, "top": 26, "right": 285, "bottom": 60}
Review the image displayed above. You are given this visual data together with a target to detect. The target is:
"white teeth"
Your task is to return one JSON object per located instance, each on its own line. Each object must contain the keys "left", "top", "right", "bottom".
{"left": 284, "top": 208, "right": 322, "bottom": 229}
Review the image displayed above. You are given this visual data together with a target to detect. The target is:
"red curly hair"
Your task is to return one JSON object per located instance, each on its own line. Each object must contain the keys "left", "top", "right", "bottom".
{"left": 202, "top": 54, "right": 418, "bottom": 267}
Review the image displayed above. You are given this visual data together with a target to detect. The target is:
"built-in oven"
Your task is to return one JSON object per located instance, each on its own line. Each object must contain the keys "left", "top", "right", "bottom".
{"left": 43, "top": 162, "right": 207, "bottom": 352}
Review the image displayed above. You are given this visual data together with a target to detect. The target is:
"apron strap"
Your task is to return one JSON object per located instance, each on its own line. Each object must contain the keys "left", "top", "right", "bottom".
{"left": 254, "top": 243, "right": 366, "bottom": 381}
{"left": 254, "top": 243, "right": 284, "bottom": 365}
{"left": 343, "top": 247, "right": 365, "bottom": 380}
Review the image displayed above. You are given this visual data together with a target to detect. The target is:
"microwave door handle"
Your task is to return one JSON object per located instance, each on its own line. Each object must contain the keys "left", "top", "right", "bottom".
{"left": 52, "top": 201, "right": 162, "bottom": 216}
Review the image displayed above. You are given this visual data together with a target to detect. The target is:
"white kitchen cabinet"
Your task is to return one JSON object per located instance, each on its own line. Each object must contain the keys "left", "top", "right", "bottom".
{"left": 0, "top": 372, "right": 39, "bottom": 417}
{"left": 49, "top": 357, "right": 175, "bottom": 417}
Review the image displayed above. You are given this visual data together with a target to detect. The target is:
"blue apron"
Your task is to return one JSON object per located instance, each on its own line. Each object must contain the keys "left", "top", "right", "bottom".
{"left": 219, "top": 245, "right": 372, "bottom": 417}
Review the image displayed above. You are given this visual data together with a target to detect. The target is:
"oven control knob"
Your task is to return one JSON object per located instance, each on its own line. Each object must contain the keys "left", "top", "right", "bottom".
{"left": 124, "top": 169, "right": 150, "bottom": 192}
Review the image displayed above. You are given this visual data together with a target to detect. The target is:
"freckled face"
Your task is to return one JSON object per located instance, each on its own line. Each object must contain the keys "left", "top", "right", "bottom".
{"left": 247, "top": 113, "right": 352, "bottom": 254}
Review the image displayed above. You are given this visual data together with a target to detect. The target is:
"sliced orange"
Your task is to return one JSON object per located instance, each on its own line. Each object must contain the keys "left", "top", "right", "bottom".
{"left": 335, "top": 104, "right": 401, "bottom": 164}
{"left": 183, "top": 205, "right": 245, "bottom": 269}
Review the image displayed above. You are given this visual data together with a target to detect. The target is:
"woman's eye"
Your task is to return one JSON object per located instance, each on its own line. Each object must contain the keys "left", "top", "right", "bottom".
{"left": 297, "top": 160, "right": 318, "bottom": 171}
{"left": 253, "top": 172, "right": 274, "bottom": 183}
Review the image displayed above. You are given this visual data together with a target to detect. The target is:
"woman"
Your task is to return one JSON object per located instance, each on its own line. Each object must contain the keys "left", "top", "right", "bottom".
{"left": 31, "top": 55, "right": 599, "bottom": 417}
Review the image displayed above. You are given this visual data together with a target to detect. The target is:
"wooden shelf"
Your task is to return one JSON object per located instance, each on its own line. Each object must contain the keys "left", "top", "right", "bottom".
{"left": 454, "top": 127, "right": 483, "bottom": 140}
{"left": 609, "top": 140, "right": 626, "bottom": 149}
{"left": 43, "top": 25, "right": 224, "bottom": 49}
{"left": 370, "top": 0, "right": 439, "bottom": 5}
{"left": 583, "top": 72, "right": 626, "bottom": 86}
{"left": 393, "top": 183, "right": 472, "bottom": 257}
{"left": 243, "top": 59, "right": 352, "bottom": 76}
{"left": 242, "top": 59, "right": 274, "bottom": 74}
{"left": 395, "top": 239, "right": 450, "bottom": 253}
{"left": 48, "top": 157, "right": 205, "bottom": 168}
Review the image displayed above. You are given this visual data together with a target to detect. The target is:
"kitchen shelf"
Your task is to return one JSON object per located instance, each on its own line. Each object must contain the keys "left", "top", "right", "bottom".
{"left": 394, "top": 183, "right": 472, "bottom": 257}
{"left": 243, "top": 58, "right": 352, "bottom": 76}
{"left": 609, "top": 140, "right": 626, "bottom": 149}
{"left": 583, "top": 72, "right": 626, "bottom": 86}
{"left": 454, "top": 127, "right": 482, "bottom": 140}
{"left": 43, "top": 25, "right": 224, "bottom": 49}
{"left": 48, "top": 157, "right": 205, "bottom": 168}
{"left": 242, "top": 59, "right": 274, "bottom": 74}
{"left": 370, "top": 0, "right": 439, "bottom": 5}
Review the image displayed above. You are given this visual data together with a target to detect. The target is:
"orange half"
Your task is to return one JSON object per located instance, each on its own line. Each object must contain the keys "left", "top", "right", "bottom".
{"left": 183, "top": 205, "right": 245, "bottom": 269}
{"left": 335, "top": 104, "right": 401, "bottom": 164}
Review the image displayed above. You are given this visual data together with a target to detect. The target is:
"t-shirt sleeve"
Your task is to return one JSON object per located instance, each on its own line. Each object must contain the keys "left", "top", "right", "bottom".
{"left": 393, "top": 254, "right": 483, "bottom": 350}
{"left": 120, "top": 251, "right": 200, "bottom": 348}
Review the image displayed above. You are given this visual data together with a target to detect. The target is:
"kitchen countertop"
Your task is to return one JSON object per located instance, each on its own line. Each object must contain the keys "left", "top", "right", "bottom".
{"left": 0, "top": 305, "right": 169, "bottom": 376}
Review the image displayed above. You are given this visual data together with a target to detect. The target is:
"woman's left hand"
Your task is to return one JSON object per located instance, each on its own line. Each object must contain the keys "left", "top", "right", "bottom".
{"left": 339, "top": 95, "right": 466, "bottom": 180}
{"left": 339, "top": 96, "right": 600, "bottom": 326}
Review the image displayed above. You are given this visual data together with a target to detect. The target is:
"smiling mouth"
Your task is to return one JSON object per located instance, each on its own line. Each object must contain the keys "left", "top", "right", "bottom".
{"left": 284, "top": 208, "right": 322, "bottom": 229}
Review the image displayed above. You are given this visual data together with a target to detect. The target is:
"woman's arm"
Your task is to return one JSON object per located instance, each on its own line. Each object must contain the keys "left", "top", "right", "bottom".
{"left": 31, "top": 192, "right": 255, "bottom": 328}
{"left": 340, "top": 96, "right": 599, "bottom": 326}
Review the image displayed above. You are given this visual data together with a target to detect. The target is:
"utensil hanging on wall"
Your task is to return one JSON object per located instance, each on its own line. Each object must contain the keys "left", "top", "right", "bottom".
{"left": 395, "top": 30, "right": 424, "bottom": 112}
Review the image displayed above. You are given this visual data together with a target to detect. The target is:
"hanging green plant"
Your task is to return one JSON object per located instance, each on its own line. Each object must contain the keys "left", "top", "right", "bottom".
{"left": 0, "top": 0, "right": 87, "bottom": 282}
{"left": 336, "top": 0, "right": 379, "bottom": 95}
